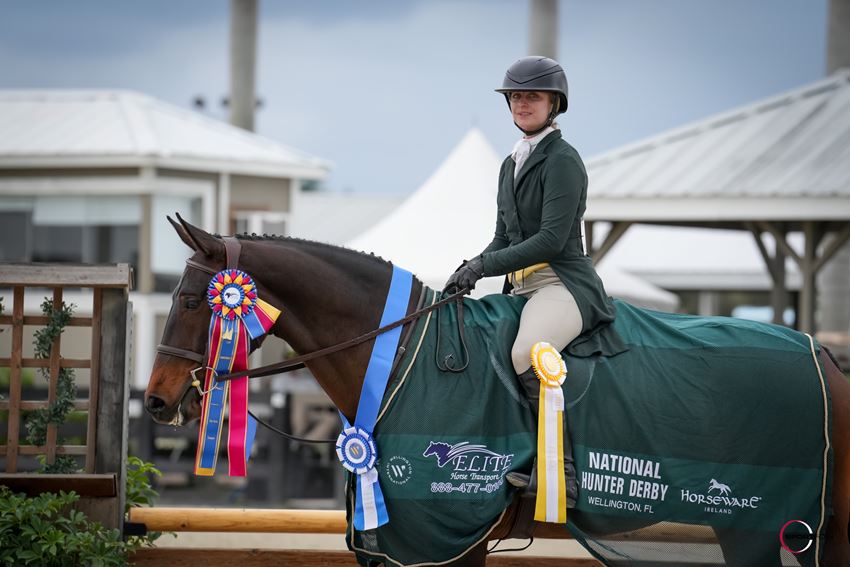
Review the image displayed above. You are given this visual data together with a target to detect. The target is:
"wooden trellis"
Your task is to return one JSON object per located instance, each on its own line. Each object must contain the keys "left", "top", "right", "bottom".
{"left": 0, "top": 263, "right": 132, "bottom": 529}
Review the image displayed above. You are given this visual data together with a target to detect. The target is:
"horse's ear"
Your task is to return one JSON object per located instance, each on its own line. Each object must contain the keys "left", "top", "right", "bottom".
{"left": 167, "top": 215, "right": 198, "bottom": 251}
{"left": 172, "top": 212, "right": 224, "bottom": 259}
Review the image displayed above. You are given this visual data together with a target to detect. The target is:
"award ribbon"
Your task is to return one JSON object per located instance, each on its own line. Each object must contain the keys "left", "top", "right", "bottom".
{"left": 195, "top": 269, "right": 280, "bottom": 477}
{"left": 337, "top": 265, "right": 412, "bottom": 531}
{"left": 531, "top": 342, "right": 568, "bottom": 524}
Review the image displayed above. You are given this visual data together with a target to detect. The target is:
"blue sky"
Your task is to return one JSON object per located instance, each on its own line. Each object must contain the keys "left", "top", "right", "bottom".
{"left": 0, "top": 0, "right": 829, "bottom": 194}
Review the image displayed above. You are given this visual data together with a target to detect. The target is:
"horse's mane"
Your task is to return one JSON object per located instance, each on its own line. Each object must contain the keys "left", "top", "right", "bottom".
{"left": 218, "top": 232, "right": 395, "bottom": 269}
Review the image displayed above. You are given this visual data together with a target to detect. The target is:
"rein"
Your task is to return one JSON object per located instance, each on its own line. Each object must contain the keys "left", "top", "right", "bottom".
{"left": 215, "top": 286, "right": 468, "bottom": 383}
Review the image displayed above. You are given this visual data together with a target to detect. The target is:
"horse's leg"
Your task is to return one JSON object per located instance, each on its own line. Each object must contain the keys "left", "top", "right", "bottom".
{"left": 712, "top": 526, "right": 781, "bottom": 566}
{"left": 823, "top": 350, "right": 850, "bottom": 567}
{"left": 450, "top": 540, "right": 488, "bottom": 567}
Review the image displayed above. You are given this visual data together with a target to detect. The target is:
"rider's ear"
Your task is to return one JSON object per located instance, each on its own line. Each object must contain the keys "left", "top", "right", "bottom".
{"left": 170, "top": 213, "right": 225, "bottom": 260}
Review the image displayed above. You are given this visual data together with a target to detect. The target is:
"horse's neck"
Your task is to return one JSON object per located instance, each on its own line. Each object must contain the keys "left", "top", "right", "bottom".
{"left": 238, "top": 238, "right": 418, "bottom": 420}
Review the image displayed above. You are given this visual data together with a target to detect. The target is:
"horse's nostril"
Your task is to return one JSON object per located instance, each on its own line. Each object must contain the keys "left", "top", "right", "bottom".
{"left": 145, "top": 395, "right": 167, "bottom": 415}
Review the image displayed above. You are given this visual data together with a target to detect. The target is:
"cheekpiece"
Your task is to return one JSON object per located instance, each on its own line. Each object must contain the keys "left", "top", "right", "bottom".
{"left": 336, "top": 426, "right": 377, "bottom": 475}
{"left": 207, "top": 269, "right": 259, "bottom": 320}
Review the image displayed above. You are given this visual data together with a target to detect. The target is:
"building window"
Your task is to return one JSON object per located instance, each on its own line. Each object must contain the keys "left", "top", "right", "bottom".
{"left": 0, "top": 196, "right": 141, "bottom": 268}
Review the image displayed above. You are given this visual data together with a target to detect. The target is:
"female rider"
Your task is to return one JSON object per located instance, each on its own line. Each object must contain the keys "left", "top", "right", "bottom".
{"left": 445, "top": 56, "right": 624, "bottom": 505}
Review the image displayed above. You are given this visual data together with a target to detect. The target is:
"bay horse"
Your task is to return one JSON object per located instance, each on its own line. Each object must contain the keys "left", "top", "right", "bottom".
{"left": 145, "top": 216, "right": 850, "bottom": 567}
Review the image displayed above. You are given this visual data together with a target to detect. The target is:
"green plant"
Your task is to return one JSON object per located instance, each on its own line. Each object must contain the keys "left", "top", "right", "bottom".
{"left": 25, "top": 298, "right": 78, "bottom": 473}
{"left": 124, "top": 456, "right": 173, "bottom": 548}
{"left": 0, "top": 487, "right": 129, "bottom": 566}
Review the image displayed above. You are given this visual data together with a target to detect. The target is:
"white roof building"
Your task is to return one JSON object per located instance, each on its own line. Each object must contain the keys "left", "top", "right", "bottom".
{"left": 0, "top": 89, "right": 331, "bottom": 388}
{"left": 0, "top": 90, "right": 329, "bottom": 177}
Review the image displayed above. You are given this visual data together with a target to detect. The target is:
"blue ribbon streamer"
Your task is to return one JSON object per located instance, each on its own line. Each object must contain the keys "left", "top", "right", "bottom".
{"left": 341, "top": 265, "right": 412, "bottom": 530}
{"left": 198, "top": 317, "right": 257, "bottom": 471}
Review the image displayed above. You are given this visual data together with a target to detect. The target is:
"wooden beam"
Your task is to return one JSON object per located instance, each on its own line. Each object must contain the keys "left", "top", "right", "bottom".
{"left": 3, "top": 445, "right": 89, "bottom": 456}
{"left": 746, "top": 223, "right": 789, "bottom": 325}
{"left": 0, "top": 315, "right": 92, "bottom": 327}
{"left": 128, "top": 508, "right": 717, "bottom": 545}
{"left": 96, "top": 288, "right": 131, "bottom": 531}
{"left": 591, "top": 221, "right": 632, "bottom": 264}
{"left": 128, "top": 508, "right": 348, "bottom": 534}
{"left": 87, "top": 288, "right": 103, "bottom": 473}
{"left": 0, "top": 400, "right": 89, "bottom": 411}
{"left": 799, "top": 221, "right": 825, "bottom": 334}
{"left": 0, "top": 473, "right": 117, "bottom": 497}
{"left": 0, "top": 357, "right": 91, "bottom": 369}
{"left": 756, "top": 221, "right": 803, "bottom": 266}
{"left": 0, "top": 263, "right": 132, "bottom": 288}
{"left": 5, "top": 287, "right": 24, "bottom": 473}
{"left": 746, "top": 222, "right": 778, "bottom": 281}
{"left": 813, "top": 221, "right": 850, "bottom": 273}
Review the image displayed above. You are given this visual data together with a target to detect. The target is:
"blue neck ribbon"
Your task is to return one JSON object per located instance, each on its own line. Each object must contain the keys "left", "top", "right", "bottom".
{"left": 338, "top": 265, "right": 412, "bottom": 530}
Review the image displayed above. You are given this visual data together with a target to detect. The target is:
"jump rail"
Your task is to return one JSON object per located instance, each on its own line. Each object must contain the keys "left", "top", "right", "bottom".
{"left": 128, "top": 507, "right": 724, "bottom": 566}
{"left": 128, "top": 506, "right": 716, "bottom": 542}
{"left": 127, "top": 507, "right": 607, "bottom": 566}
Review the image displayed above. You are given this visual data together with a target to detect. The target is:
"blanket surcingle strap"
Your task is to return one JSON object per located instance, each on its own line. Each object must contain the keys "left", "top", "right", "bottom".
{"left": 345, "top": 292, "right": 832, "bottom": 567}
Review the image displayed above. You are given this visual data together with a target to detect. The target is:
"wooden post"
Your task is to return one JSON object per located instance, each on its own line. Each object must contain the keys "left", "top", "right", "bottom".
{"left": 799, "top": 222, "right": 825, "bottom": 334}
{"left": 94, "top": 286, "right": 131, "bottom": 530}
{"left": 86, "top": 288, "right": 103, "bottom": 473}
{"left": 5, "top": 287, "right": 25, "bottom": 472}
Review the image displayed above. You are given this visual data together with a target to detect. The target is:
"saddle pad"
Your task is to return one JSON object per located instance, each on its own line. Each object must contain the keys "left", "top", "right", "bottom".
{"left": 346, "top": 293, "right": 832, "bottom": 566}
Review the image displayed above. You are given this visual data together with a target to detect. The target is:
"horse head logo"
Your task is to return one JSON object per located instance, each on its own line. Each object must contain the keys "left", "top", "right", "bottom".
{"left": 223, "top": 287, "right": 242, "bottom": 306}
{"left": 423, "top": 442, "right": 454, "bottom": 467}
{"left": 708, "top": 478, "right": 731, "bottom": 496}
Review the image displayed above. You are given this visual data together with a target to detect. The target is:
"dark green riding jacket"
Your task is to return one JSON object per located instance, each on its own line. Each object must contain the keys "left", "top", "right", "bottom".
{"left": 480, "top": 129, "right": 626, "bottom": 357}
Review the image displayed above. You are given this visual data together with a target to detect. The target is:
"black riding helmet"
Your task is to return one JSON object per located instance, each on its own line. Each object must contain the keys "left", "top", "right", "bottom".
{"left": 496, "top": 56, "right": 569, "bottom": 135}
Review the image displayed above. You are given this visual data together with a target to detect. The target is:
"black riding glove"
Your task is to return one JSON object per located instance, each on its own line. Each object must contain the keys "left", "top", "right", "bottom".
{"left": 444, "top": 256, "right": 485, "bottom": 293}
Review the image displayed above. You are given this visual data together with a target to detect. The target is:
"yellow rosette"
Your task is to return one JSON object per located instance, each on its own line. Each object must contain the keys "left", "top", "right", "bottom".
{"left": 530, "top": 341, "right": 567, "bottom": 524}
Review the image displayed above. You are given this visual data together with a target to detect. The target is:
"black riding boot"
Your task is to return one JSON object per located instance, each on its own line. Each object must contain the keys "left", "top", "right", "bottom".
{"left": 508, "top": 368, "right": 578, "bottom": 508}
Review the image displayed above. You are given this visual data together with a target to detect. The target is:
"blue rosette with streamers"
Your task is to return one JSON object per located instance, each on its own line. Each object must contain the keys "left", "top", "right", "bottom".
{"left": 336, "top": 426, "right": 377, "bottom": 475}
{"left": 337, "top": 265, "right": 412, "bottom": 531}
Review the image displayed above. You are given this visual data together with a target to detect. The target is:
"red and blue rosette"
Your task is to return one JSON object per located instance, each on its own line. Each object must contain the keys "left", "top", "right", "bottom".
{"left": 195, "top": 269, "right": 280, "bottom": 477}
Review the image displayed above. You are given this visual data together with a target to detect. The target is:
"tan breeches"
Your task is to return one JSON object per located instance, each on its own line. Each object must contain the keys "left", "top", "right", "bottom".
{"left": 511, "top": 283, "right": 583, "bottom": 374}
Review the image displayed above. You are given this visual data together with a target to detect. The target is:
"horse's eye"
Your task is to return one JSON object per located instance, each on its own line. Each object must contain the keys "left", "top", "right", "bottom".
{"left": 184, "top": 298, "right": 201, "bottom": 310}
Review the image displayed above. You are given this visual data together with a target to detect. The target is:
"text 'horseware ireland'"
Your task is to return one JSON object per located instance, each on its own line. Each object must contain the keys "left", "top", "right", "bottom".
{"left": 195, "top": 269, "right": 280, "bottom": 476}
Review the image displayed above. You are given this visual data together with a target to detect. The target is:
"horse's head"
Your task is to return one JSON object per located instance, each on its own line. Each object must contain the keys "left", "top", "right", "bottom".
{"left": 422, "top": 441, "right": 453, "bottom": 467}
{"left": 144, "top": 214, "right": 227, "bottom": 425}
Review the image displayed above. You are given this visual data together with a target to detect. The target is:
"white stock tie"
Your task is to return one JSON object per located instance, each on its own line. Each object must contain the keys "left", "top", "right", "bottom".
{"left": 512, "top": 139, "right": 533, "bottom": 179}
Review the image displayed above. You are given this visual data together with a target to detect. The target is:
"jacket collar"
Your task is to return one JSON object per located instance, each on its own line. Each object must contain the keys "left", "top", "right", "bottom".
{"left": 514, "top": 129, "right": 561, "bottom": 187}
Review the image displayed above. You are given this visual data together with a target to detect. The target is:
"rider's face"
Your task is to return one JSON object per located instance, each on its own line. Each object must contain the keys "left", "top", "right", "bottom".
{"left": 509, "top": 91, "right": 553, "bottom": 133}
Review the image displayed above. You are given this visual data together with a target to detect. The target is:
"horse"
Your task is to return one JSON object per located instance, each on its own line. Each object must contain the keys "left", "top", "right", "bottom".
{"left": 145, "top": 215, "right": 850, "bottom": 567}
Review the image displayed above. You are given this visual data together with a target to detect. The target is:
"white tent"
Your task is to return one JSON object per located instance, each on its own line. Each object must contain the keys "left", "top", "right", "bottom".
{"left": 348, "top": 128, "right": 679, "bottom": 311}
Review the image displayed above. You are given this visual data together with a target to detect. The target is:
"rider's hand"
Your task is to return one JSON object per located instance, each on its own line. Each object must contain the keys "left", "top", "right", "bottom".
{"left": 443, "top": 256, "right": 485, "bottom": 293}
